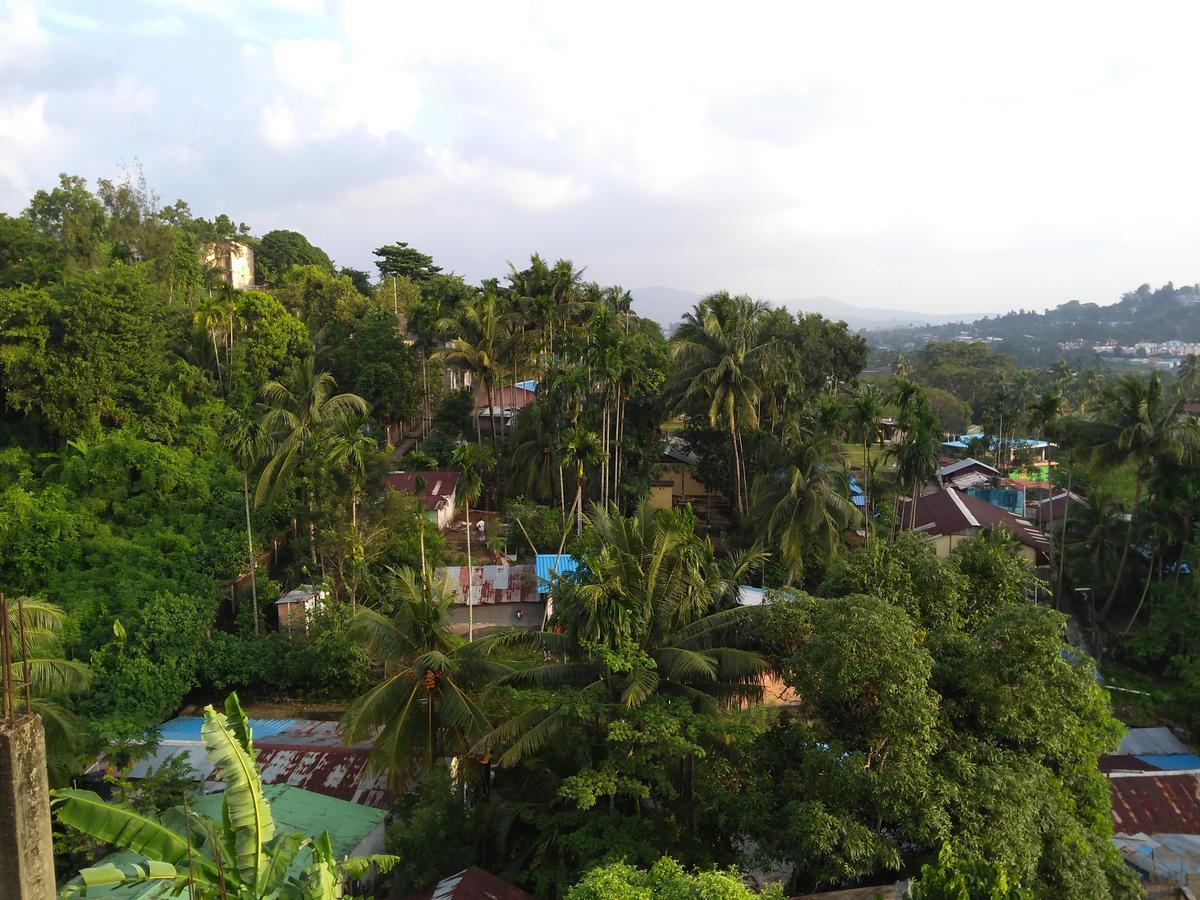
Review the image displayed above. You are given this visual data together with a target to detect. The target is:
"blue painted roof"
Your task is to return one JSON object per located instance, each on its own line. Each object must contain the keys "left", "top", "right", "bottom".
{"left": 852, "top": 495, "right": 866, "bottom": 507}
{"left": 515, "top": 379, "right": 539, "bottom": 392}
{"left": 848, "top": 476, "right": 863, "bottom": 495}
{"left": 157, "top": 716, "right": 301, "bottom": 742}
{"left": 1136, "top": 754, "right": 1200, "bottom": 771}
{"left": 535, "top": 553, "right": 579, "bottom": 594}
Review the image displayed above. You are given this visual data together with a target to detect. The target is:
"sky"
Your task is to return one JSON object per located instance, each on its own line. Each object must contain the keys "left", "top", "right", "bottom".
{"left": 2, "top": 0, "right": 1200, "bottom": 315}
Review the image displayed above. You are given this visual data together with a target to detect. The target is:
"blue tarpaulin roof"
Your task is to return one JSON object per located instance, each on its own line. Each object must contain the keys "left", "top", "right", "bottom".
{"left": 157, "top": 716, "right": 300, "bottom": 742}
{"left": 535, "top": 553, "right": 579, "bottom": 594}
{"left": 1136, "top": 754, "right": 1200, "bottom": 771}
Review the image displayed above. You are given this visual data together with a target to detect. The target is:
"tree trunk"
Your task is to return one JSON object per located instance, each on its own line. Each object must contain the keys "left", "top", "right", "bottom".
{"left": 1123, "top": 550, "right": 1156, "bottom": 635}
{"left": 487, "top": 382, "right": 498, "bottom": 454}
{"left": 211, "top": 329, "right": 223, "bottom": 391}
{"left": 242, "top": 473, "right": 259, "bottom": 635}
{"left": 1055, "top": 465, "right": 1073, "bottom": 608}
{"left": 1101, "top": 472, "right": 1143, "bottom": 621}
{"left": 863, "top": 440, "right": 871, "bottom": 551}
{"left": 729, "top": 422, "right": 744, "bottom": 515}
{"left": 575, "top": 474, "right": 584, "bottom": 537}
{"left": 465, "top": 499, "right": 474, "bottom": 642}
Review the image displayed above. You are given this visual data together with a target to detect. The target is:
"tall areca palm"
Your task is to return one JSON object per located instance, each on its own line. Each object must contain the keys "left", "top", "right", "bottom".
{"left": 438, "top": 293, "right": 504, "bottom": 451}
{"left": 1075, "top": 373, "right": 1200, "bottom": 619}
{"left": 845, "top": 384, "right": 885, "bottom": 546}
{"left": 341, "top": 567, "right": 505, "bottom": 785}
{"left": 325, "top": 413, "right": 375, "bottom": 529}
{"left": 256, "top": 356, "right": 369, "bottom": 565}
{"left": 670, "top": 293, "right": 769, "bottom": 516}
{"left": 226, "top": 410, "right": 270, "bottom": 634}
{"left": 477, "top": 502, "right": 767, "bottom": 767}
{"left": 7, "top": 598, "right": 91, "bottom": 784}
{"left": 56, "top": 693, "right": 395, "bottom": 897}
{"left": 750, "top": 424, "right": 858, "bottom": 584}
{"left": 451, "top": 441, "right": 498, "bottom": 641}
{"left": 560, "top": 425, "right": 604, "bottom": 537}
{"left": 887, "top": 381, "right": 941, "bottom": 529}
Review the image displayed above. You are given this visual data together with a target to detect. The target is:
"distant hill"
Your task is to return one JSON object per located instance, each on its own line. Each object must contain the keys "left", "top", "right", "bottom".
{"left": 629, "top": 286, "right": 979, "bottom": 331}
{"left": 862, "top": 282, "right": 1200, "bottom": 367}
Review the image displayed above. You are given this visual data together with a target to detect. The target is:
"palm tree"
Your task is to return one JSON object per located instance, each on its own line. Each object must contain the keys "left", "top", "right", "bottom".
{"left": 669, "top": 293, "right": 769, "bottom": 516}
{"left": 750, "top": 424, "right": 858, "bottom": 584}
{"left": 506, "top": 400, "right": 559, "bottom": 504}
{"left": 886, "top": 381, "right": 941, "bottom": 529}
{"left": 450, "top": 441, "right": 498, "bottom": 641}
{"left": 1179, "top": 355, "right": 1200, "bottom": 399}
{"left": 5, "top": 598, "right": 91, "bottom": 784}
{"left": 226, "top": 411, "right": 270, "bottom": 634}
{"left": 325, "top": 413, "right": 375, "bottom": 529}
{"left": 256, "top": 356, "right": 369, "bottom": 564}
{"left": 1074, "top": 373, "right": 1200, "bottom": 620}
{"left": 559, "top": 425, "right": 604, "bottom": 537}
{"left": 193, "top": 292, "right": 229, "bottom": 390}
{"left": 439, "top": 293, "right": 504, "bottom": 451}
{"left": 477, "top": 502, "right": 768, "bottom": 767}
{"left": 340, "top": 567, "right": 506, "bottom": 786}
{"left": 844, "top": 384, "right": 884, "bottom": 547}
{"left": 55, "top": 693, "right": 395, "bottom": 897}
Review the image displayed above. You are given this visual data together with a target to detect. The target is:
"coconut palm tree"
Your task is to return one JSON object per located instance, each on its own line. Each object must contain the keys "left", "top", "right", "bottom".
{"left": 750, "top": 424, "right": 859, "bottom": 585}
{"left": 1179, "top": 355, "right": 1200, "bottom": 399}
{"left": 340, "top": 567, "right": 507, "bottom": 787}
{"left": 506, "top": 400, "right": 559, "bottom": 504}
{"left": 256, "top": 356, "right": 369, "bottom": 564}
{"left": 669, "top": 293, "right": 769, "bottom": 516}
{"left": 476, "top": 502, "right": 768, "bottom": 767}
{"left": 55, "top": 693, "right": 396, "bottom": 897}
{"left": 450, "top": 441, "right": 498, "bottom": 641}
{"left": 226, "top": 410, "right": 270, "bottom": 634}
{"left": 5, "top": 597, "right": 91, "bottom": 784}
{"left": 1073, "top": 373, "right": 1200, "bottom": 620}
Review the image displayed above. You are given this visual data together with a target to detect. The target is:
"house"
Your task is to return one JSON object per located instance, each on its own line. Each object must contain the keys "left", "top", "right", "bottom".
{"left": 897, "top": 488, "right": 1052, "bottom": 563}
{"left": 61, "top": 784, "right": 387, "bottom": 898}
{"left": 385, "top": 470, "right": 461, "bottom": 530}
{"left": 402, "top": 866, "right": 534, "bottom": 900}
{"left": 650, "top": 441, "right": 721, "bottom": 511}
{"left": 941, "top": 434, "right": 1051, "bottom": 465}
{"left": 935, "top": 457, "right": 1000, "bottom": 490}
{"left": 275, "top": 583, "right": 326, "bottom": 634}
{"left": 88, "top": 715, "right": 391, "bottom": 809}
{"left": 442, "top": 564, "right": 544, "bottom": 633}
{"left": 1028, "top": 490, "right": 1085, "bottom": 530}
{"left": 1109, "top": 769, "right": 1200, "bottom": 888}
{"left": 535, "top": 552, "right": 579, "bottom": 621}
{"left": 202, "top": 240, "right": 255, "bottom": 290}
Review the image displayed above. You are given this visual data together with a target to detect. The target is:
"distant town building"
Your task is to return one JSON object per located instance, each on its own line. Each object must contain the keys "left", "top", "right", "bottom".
{"left": 202, "top": 240, "right": 255, "bottom": 290}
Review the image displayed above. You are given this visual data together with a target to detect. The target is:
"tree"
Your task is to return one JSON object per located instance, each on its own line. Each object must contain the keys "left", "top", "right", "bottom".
{"left": 256, "top": 356, "right": 369, "bottom": 564}
{"left": 450, "top": 441, "right": 497, "bottom": 641}
{"left": 438, "top": 292, "right": 503, "bottom": 451}
{"left": 373, "top": 241, "right": 442, "bottom": 284}
{"left": 670, "top": 293, "right": 769, "bottom": 515}
{"left": 910, "top": 844, "right": 1032, "bottom": 900}
{"left": 1074, "top": 373, "right": 1200, "bottom": 620}
{"left": 340, "top": 567, "right": 503, "bottom": 785}
{"left": 560, "top": 425, "right": 604, "bottom": 536}
{"left": 749, "top": 423, "right": 857, "bottom": 584}
{"left": 886, "top": 380, "right": 941, "bottom": 529}
{"left": 567, "top": 857, "right": 785, "bottom": 900}
{"left": 255, "top": 229, "right": 332, "bottom": 284}
{"left": 325, "top": 413, "right": 375, "bottom": 529}
{"left": 226, "top": 410, "right": 271, "bottom": 634}
{"left": 5, "top": 597, "right": 92, "bottom": 784}
{"left": 55, "top": 693, "right": 396, "bottom": 897}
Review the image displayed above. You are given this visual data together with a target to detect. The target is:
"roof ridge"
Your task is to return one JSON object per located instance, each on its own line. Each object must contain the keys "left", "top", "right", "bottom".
{"left": 945, "top": 488, "right": 980, "bottom": 527}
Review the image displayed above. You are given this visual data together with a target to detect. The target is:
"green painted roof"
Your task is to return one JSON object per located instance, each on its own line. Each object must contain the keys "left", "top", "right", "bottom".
{"left": 59, "top": 785, "right": 387, "bottom": 897}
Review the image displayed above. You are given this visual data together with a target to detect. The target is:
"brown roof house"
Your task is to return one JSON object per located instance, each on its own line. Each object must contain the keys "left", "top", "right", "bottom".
{"left": 386, "top": 470, "right": 461, "bottom": 531}
{"left": 898, "top": 488, "right": 1052, "bottom": 564}
{"left": 400, "top": 866, "right": 533, "bottom": 900}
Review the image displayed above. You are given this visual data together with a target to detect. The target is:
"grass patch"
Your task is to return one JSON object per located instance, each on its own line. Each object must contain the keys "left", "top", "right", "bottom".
{"left": 1089, "top": 460, "right": 1139, "bottom": 506}
{"left": 1101, "top": 660, "right": 1178, "bottom": 729}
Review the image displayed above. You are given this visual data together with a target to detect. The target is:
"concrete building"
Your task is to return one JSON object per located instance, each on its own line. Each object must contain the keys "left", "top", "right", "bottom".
{"left": 202, "top": 240, "right": 255, "bottom": 290}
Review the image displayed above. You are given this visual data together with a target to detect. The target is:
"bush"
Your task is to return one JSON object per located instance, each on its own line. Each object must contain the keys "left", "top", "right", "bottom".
{"left": 566, "top": 858, "right": 785, "bottom": 900}
{"left": 384, "top": 769, "right": 478, "bottom": 894}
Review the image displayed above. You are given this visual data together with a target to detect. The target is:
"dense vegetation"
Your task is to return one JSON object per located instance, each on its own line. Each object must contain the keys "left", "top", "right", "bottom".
{"left": 4, "top": 170, "right": 1190, "bottom": 898}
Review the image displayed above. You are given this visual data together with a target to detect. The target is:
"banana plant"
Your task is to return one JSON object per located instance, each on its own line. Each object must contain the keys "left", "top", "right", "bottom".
{"left": 53, "top": 692, "right": 397, "bottom": 898}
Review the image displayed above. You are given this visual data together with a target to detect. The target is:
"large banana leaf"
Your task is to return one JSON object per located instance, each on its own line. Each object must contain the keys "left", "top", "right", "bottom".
{"left": 200, "top": 703, "right": 274, "bottom": 886}
{"left": 50, "top": 789, "right": 219, "bottom": 883}
{"left": 257, "top": 831, "right": 310, "bottom": 894}
{"left": 224, "top": 691, "right": 256, "bottom": 757}
{"left": 66, "top": 860, "right": 179, "bottom": 896}
{"left": 295, "top": 832, "right": 340, "bottom": 900}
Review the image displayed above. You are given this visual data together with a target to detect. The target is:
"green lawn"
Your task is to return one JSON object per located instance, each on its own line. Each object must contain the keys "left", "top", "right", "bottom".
{"left": 1088, "top": 460, "right": 1139, "bottom": 505}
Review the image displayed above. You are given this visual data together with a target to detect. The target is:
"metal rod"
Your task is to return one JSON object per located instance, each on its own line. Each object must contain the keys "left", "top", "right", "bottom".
{"left": 16, "top": 595, "right": 32, "bottom": 716}
{"left": 0, "top": 593, "right": 13, "bottom": 721}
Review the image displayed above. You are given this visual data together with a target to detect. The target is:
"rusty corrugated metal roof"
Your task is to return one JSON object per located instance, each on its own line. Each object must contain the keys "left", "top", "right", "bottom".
{"left": 1110, "top": 772, "right": 1200, "bottom": 835}
{"left": 203, "top": 745, "right": 391, "bottom": 809}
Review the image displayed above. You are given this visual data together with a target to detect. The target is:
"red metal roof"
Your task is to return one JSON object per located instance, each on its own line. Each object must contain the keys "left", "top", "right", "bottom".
{"left": 899, "top": 488, "right": 1052, "bottom": 555}
{"left": 401, "top": 866, "right": 534, "bottom": 900}
{"left": 205, "top": 744, "right": 391, "bottom": 809}
{"left": 1110, "top": 772, "right": 1200, "bottom": 835}
{"left": 385, "top": 471, "right": 460, "bottom": 510}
